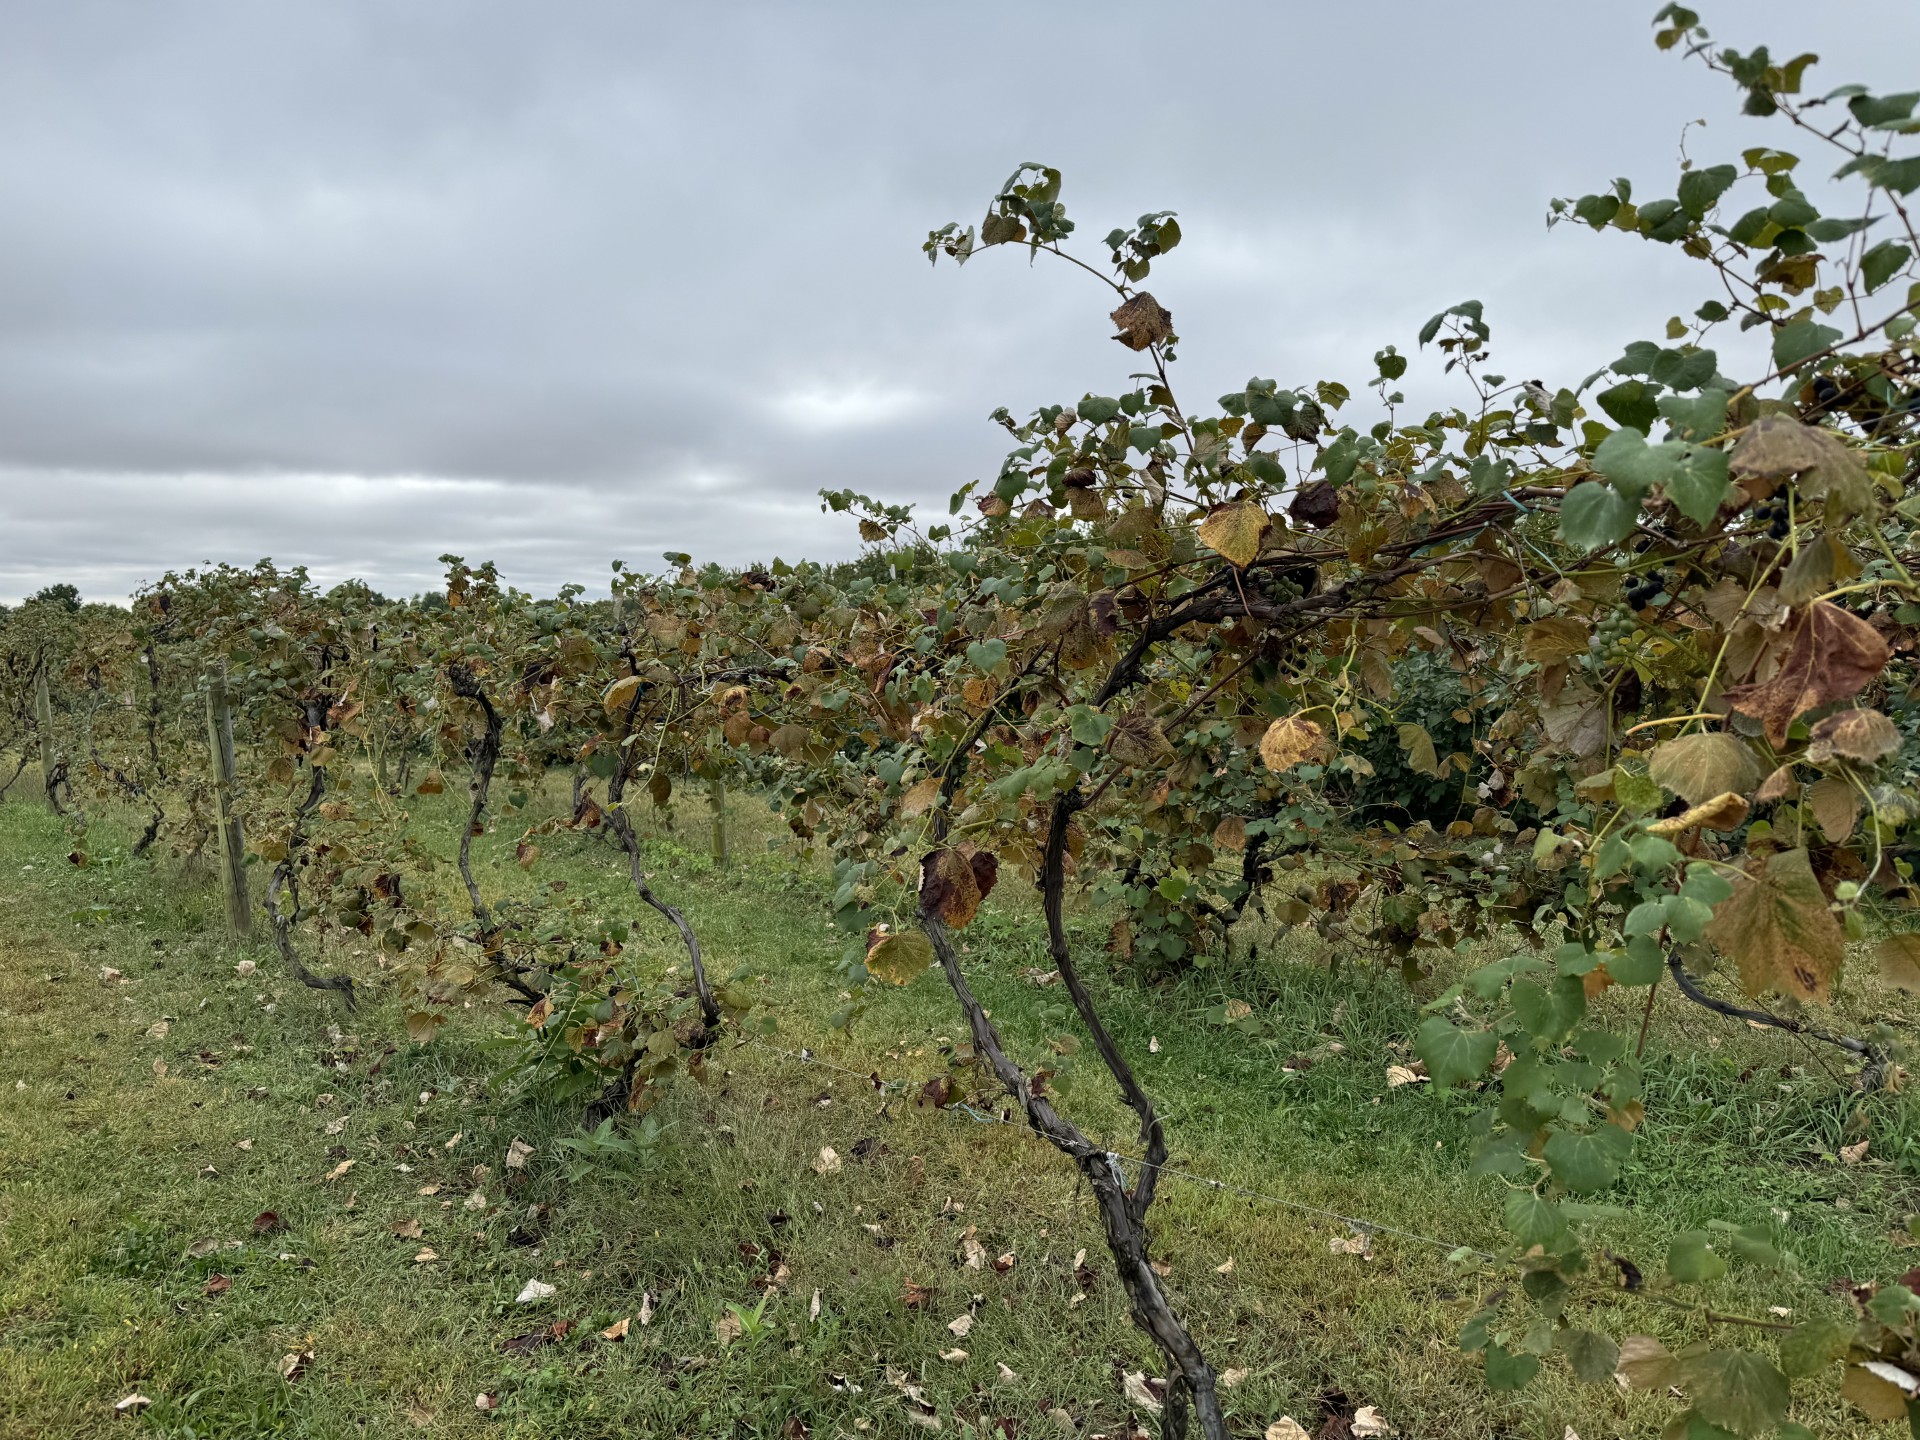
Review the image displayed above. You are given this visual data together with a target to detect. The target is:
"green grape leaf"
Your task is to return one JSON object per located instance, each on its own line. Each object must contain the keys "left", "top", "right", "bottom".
{"left": 1416, "top": 1016, "right": 1497, "bottom": 1087}
{"left": 1543, "top": 1124, "right": 1633, "bottom": 1192}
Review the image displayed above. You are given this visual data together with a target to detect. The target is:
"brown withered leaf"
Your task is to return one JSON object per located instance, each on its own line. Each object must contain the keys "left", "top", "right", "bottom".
{"left": 1259, "top": 714, "right": 1327, "bottom": 773}
{"left": 1755, "top": 764, "right": 1799, "bottom": 804}
{"left": 1728, "top": 414, "right": 1831, "bottom": 480}
{"left": 1110, "top": 293, "right": 1173, "bottom": 351}
{"left": 1288, "top": 480, "right": 1341, "bottom": 530}
{"left": 1722, "top": 602, "right": 1890, "bottom": 747}
{"left": 899, "top": 776, "right": 943, "bottom": 820}
{"left": 1808, "top": 708, "right": 1901, "bottom": 765}
{"left": 1108, "top": 708, "right": 1172, "bottom": 767}
{"left": 921, "top": 848, "right": 984, "bottom": 929}
{"left": 968, "top": 850, "right": 999, "bottom": 903}
{"left": 1195, "top": 501, "right": 1272, "bottom": 568}
{"left": 1706, "top": 847, "right": 1846, "bottom": 1001}
{"left": 1806, "top": 775, "right": 1860, "bottom": 842}
{"left": 1520, "top": 617, "right": 1590, "bottom": 665}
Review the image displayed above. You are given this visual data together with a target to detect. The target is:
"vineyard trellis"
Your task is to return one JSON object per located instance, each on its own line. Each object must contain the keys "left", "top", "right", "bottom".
{"left": 6, "top": 8, "right": 1920, "bottom": 1436}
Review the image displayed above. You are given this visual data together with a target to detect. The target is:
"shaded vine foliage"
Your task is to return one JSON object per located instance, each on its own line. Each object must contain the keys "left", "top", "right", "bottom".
{"left": 7, "top": 9, "right": 1920, "bottom": 1435}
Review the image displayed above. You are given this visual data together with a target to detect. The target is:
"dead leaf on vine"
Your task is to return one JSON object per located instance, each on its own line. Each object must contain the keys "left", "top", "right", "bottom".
{"left": 1259, "top": 715, "right": 1326, "bottom": 773}
{"left": 1110, "top": 293, "right": 1173, "bottom": 351}
{"left": 1722, "top": 602, "right": 1891, "bottom": 747}
{"left": 1808, "top": 708, "right": 1901, "bottom": 765}
{"left": 920, "top": 848, "right": 986, "bottom": 929}
{"left": 1806, "top": 776, "right": 1860, "bottom": 842}
{"left": 1755, "top": 764, "right": 1799, "bottom": 804}
{"left": 1705, "top": 847, "right": 1846, "bottom": 1002}
{"left": 899, "top": 776, "right": 943, "bottom": 820}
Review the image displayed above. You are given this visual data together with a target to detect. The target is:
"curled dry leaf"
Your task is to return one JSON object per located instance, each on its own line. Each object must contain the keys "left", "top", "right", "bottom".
{"left": 1121, "top": 1371, "right": 1163, "bottom": 1413}
{"left": 939, "top": 1348, "right": 969, "bottom": 1363}
{"left": 947, "top": 1312, "right": 974, "bottom": 1338}
{"left": 1351, "top": 1406, "right": 1395, "bottom": 1438}
{"left": 1385, "top": 1063, "right": 1429, "bottom": 1088}
{"left": 390, "top": 1217, "right": 424, "bottom": 1240}
{"left": 475, "top": 1392, "right": 500, "bottom": 1412}
{"left": 113, "top": 1394, "right": 152, "bottom": 1415}
{"left": 997, "top": 1362, "right": 1019, "bottom": 1383}
{"left": 515, "top": 1278, "right": 556, "bottom": 1304}
{"left": 1264, "top": 1421, "right": 1309, "bottom": 1440}
{"left": 1841, "top": 1139, "right": 1871, "bottom": 1165}
{"left": 1646, "top": 791, "right": 1750, "bottom": 837}
{"left": 414, "top": 1247, "right": 438, "bottom": 1263}
{"left": 1329, "top": 1231, "right": 1373, "bottom": 1258}
{"left": 505, "top": 1138, "right": 534, "bottom": 1170}
{"left": 812, "top": 1147, "right": 843, "bottom": 1176}
{"left": 1219, "top": 1366, "right": 1249, "bottom": 1388}
{"left": 714, "top": 1312, "right": 743, "bottom": 1346}
{"left": 322, "top": 1160, "right": 354, "bottom": 1183}
{"left": 809, "top": 1288, "right": 821, "bottom": 1323}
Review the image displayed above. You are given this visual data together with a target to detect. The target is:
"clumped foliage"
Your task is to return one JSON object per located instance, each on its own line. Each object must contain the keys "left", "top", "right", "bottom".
{"left": 6, "top": 9, "right": 1920, "bottom": 1436}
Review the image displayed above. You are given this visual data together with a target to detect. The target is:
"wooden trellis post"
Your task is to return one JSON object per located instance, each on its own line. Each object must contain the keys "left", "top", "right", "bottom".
{"left": 205, "top": 672, "right": 253, "bottom": 935}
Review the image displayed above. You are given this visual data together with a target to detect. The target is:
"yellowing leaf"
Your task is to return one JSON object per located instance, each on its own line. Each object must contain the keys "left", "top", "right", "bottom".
{"left": 1706, "top": 847, "right": 1846, "bottom": 1002}
{"left": 865, "top": 930, "right": 934, "bottom": 986}
{"left": 1877, "top": 934, "right": 1920, "bottom": 992}
{"left": 1520, "top": 616, "right": 1590, "bottom": 664}
{"left": 602, "top": 675, "right": 642, "bottom": 715}
{"left": 1259, "top": 714, "right": 1326, "bottom": 773}
{"left": 1196, "top": 501, "right": 1272, "bottom": 568}
{"left": 1396, "top": 723, "right": 1439, "bottom": 778}
{"left": 1646, "top": 732, "right": 1763, "bottom": 806}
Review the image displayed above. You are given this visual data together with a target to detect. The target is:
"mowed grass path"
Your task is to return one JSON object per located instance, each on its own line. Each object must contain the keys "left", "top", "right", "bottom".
{"left": 1, "top": 791, "right": 1914, "bottom": 1439}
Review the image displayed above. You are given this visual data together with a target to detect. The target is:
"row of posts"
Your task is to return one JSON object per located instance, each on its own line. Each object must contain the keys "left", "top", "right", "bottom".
{"left": 25, "top": 667, "right": 727, "bottom": 939}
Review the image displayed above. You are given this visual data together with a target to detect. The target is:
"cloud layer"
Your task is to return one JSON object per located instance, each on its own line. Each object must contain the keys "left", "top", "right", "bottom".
{"left": 2, "top": 2, "right": 1915, "bottom": 602}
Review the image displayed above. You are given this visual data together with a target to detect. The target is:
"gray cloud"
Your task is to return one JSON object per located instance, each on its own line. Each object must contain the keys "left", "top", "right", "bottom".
{"left": 1, "top": 1, "right": 1915, "bottom": 602}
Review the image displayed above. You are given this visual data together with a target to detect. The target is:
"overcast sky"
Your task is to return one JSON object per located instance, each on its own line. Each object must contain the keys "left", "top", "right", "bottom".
{"left": 1, "top": 2, "right": 1915, "bottom": 605}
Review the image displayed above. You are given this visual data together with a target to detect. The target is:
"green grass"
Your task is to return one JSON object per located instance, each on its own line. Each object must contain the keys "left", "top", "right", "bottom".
{"left": 2, "top": 786, "right": 1916, "bottom": 1439}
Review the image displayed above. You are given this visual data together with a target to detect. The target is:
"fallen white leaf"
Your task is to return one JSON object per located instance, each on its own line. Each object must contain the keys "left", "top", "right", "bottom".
{"left": 813, "top": 1146, "right": 842, "bottom": 1175}
{"left": 714, "top": 1312, "right": 743, "bottom": 1345}
{"left": 1215, "top": 1257, "right": 1234, "bottom": 1274}
{"left": 948, "top": 1313, "right": 973, "bottom": 1338}
{"left": 1220, "top": 1367, "right": 1249, "bottom": 1388}
{"left": 1121, "top": 1370, "right": 1162, "bottom": 1412}
{"left": 809, "top": 1288, "right": 821, "bottom": 1322}
{"left": 505, "top": 1138, "right": 534, "bottom": 1169}
{"left": 1385, "top": 1064, "right": 1428, "bottom": 1088}
{"left": 996, "top": 1361, "right": 1018, "bottom": 1383}
{"left": 113, "top": 1393, "right": 152, "bottom": 1414}
{"left": 234, "top": 960, "right": 256, "bottom": 977}
{"left": 515, "top": 1278, "right": 556, "bottom": 1304}
{"left": 939, "top": 1348, "right": 968, "bottom": 1362}
{"left": 1264, "top": 1421, "right": 1309, "bottom": 1440}
{"left": 1352, "top": 1405, "right": 1394, "bottom": 1437}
